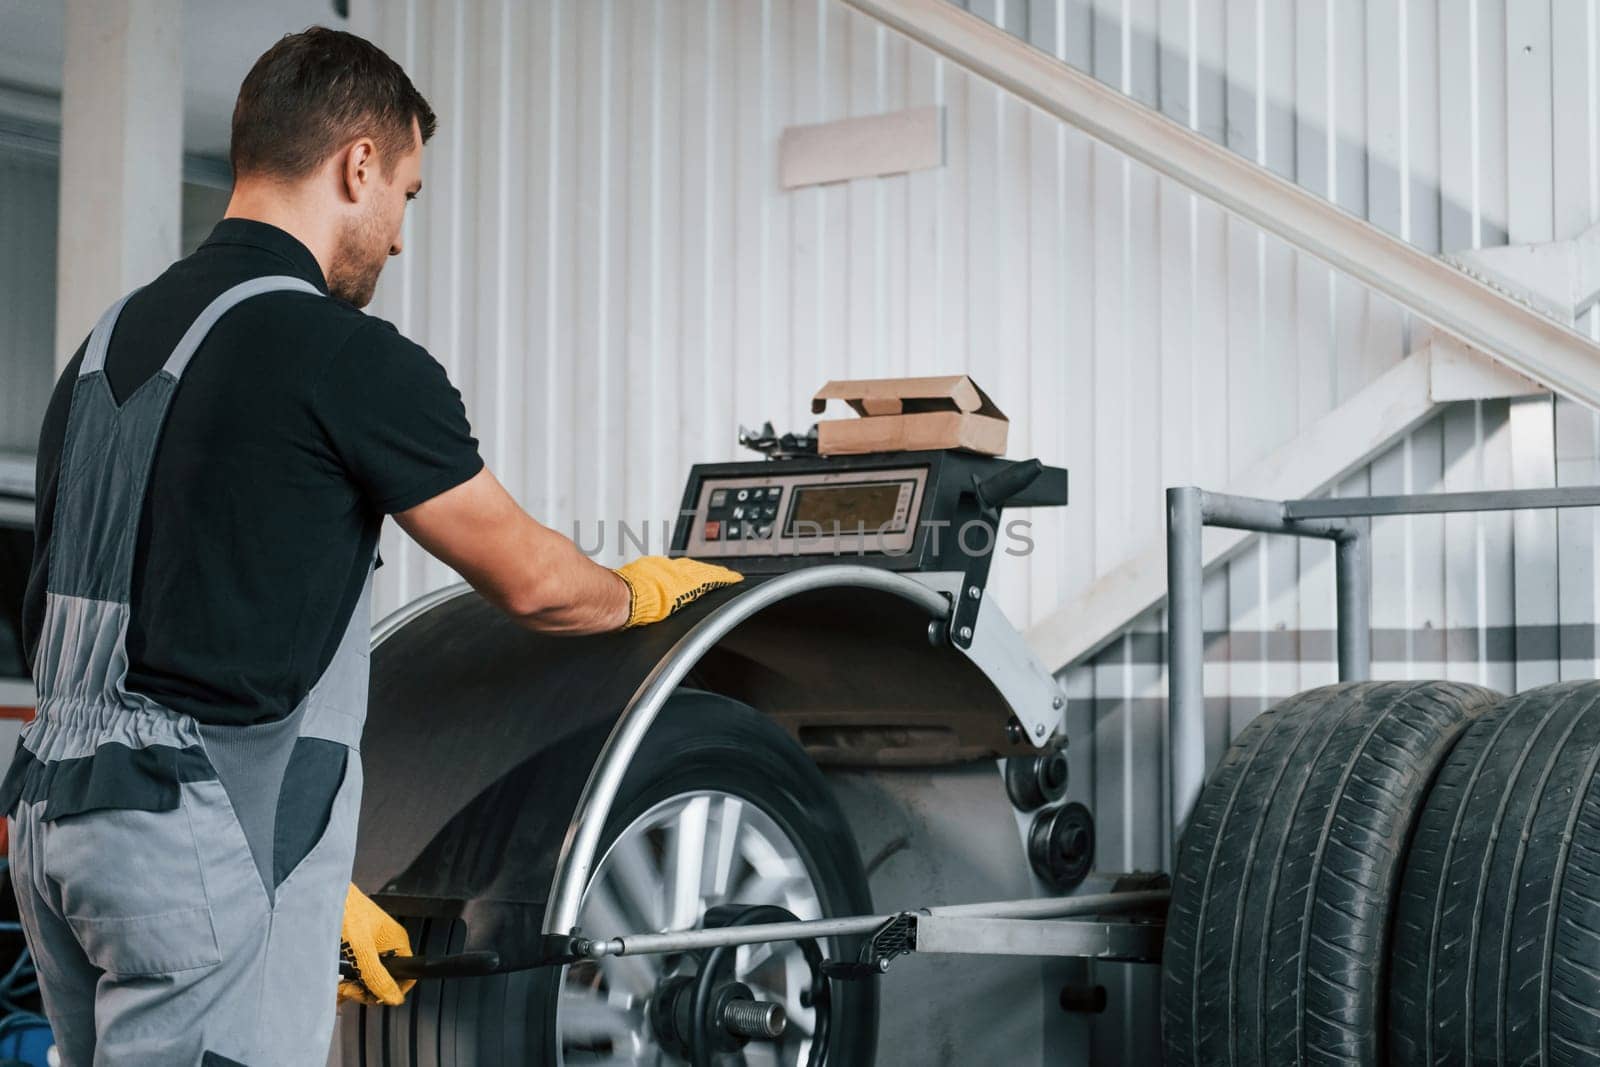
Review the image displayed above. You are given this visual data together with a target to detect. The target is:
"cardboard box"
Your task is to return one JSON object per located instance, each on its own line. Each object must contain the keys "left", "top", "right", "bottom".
{"left": 810, "top": 375, "right": 1009, "bottom": 457}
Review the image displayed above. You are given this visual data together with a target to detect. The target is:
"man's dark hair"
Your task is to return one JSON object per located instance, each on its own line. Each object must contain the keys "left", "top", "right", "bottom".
{"left": 230, "top": 26, "right": 436, "bottom": 181}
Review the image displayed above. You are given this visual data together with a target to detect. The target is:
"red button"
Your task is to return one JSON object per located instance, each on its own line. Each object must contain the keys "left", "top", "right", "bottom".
{"left": 704, "top": 520, "right": 722, "bottom": 541}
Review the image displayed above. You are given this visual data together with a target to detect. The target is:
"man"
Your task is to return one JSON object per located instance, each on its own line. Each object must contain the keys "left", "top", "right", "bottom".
{"left": 6, "top": 26, "right": 738, "bottom": 1067}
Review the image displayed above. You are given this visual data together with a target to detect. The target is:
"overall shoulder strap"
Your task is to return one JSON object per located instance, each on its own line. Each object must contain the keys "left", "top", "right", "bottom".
{"left": 77, "top": 289, "right": 139, "bottom": 377}
{"left": 161, "top": 275, "right": 322, "bottom": 379}
{"left": 78, "top": 275, "right": 322, "bottom": 380}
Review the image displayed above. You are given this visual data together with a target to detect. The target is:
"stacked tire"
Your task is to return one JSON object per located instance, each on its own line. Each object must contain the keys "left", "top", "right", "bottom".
{"left": 1164, "top": 678, "right": 1600, "bottom": 1066}
{"left": 1162, "top": 681, "right": 1499, "bottom": 1065}
{"left": 1389, "top": 681, "right": 1600, "bottom": 1065}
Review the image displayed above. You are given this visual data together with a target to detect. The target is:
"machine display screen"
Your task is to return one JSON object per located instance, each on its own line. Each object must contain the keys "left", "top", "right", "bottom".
{"left": 784, "top": 481, "right": 912, "bottom": 536}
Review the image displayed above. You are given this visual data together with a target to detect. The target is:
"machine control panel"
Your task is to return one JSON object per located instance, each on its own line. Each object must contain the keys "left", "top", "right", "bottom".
{"left": 671, "top": 448, "right": 1068, "bottom": 575}
{"left": 683, "top": 466, "right": 927, "bottom": 559}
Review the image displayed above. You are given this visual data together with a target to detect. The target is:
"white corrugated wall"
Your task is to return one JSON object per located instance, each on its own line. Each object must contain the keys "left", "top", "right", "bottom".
{"left": 352, "top": 1, "right": 1600, "bottom": 1058}
{"left": 355, "top": 0, "right": 1375, "bottom": 625}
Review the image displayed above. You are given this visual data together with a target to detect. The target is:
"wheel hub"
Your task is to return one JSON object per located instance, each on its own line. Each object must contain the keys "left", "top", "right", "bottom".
{"left": 650, "top": 975, "right": 789, "bottom": 1058}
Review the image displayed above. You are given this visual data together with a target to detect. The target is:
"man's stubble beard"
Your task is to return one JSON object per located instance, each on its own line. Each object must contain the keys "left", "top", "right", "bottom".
{"left": 327, "top": 204, "right": 390, "bottom": 308}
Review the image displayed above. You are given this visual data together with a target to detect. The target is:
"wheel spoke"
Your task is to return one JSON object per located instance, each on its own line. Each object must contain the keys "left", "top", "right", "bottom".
{"left": 708, "top": 796, "right": 744, "bottom": 900}
{"left": 606, "top": 830, "right": 667, "bottom": 931}
{"left": 738, "top": 940, "right": 776, "bottom": 976}
{"left": 582, "top": 884, "right": 662, "bottom": 997}
{"left": 665, "top": 796, "right": 711, "bottom": 931}
{"left": 740, "top": 1041, "right": 783, "bottom": 1067}
{"left": 733, "top": 831, "right": 816, "bottom": 917}
{"left": 781, "top": 956, "right": 817, "bottom": 1036}
{"left": 594, "top": 949, "right": 658, "bottom": 999}
{"left": 728, "top": 870, "right": 804, "bottom": 908}
{"left": 786, "top": 1010, "right": 817, "bottom": 1039}
{"left": 557, "top": 992, "right": 637, "bottom": 1043}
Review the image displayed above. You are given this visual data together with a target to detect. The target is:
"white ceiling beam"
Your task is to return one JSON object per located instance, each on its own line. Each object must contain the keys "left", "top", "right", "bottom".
{"left": 840, "top": 0, "right": 1600, "bottom": 412}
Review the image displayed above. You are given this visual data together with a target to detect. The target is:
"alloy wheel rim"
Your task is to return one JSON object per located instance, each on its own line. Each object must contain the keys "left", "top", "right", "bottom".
{"left": 556, "top": 790, "right": 827, "bottom": 1065}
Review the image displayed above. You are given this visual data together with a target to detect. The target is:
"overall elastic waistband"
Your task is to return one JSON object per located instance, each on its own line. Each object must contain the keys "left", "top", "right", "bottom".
{"left": 24, "top": 697, "right": 203, "bottom": 764}
{"left": 3, "top": 699, "right": 215, "bottom": 821}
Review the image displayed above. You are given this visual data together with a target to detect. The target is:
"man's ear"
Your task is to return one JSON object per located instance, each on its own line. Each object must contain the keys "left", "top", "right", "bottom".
{"left": 340, "top": 138, "right": 378, "bottom": 204}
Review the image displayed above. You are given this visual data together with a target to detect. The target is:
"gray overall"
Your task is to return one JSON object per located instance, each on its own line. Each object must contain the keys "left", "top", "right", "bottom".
{"left": 2, "top": 278, "right": 372, "bottom": 1066}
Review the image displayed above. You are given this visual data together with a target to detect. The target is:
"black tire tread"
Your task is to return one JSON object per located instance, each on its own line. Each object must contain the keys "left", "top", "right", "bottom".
{"left": 1164, "top": 680, "right": 1498, "bottom": 1067}
{"left": 1389, "top": 680, "right": 1600, "bottom": 1066}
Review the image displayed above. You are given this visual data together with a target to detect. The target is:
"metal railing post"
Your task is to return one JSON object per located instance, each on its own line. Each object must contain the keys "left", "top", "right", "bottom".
{"left": 1334, "top": 530, "right": 1371, "bottom": 682}
{"left": 1166, "top": 487, "right": 1205, "bottom": 863}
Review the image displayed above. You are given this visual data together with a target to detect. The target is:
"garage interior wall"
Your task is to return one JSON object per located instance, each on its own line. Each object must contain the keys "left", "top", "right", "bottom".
{"left": 0, "top": 145, "right": 58, "bottom": 456}
{"left": 0, "top": 130, "right": 233, "bottom": 455}
{"left": 349, "top": 0, "right": 1600, "bottom": 1056}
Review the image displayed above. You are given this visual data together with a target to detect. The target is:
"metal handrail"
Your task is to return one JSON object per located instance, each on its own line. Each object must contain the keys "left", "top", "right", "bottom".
{"left": 1166, "top": 484, "right": 1600, "bottom": 866}
{"left": 840, "top": 0, "right": 1600, "bottom": 411}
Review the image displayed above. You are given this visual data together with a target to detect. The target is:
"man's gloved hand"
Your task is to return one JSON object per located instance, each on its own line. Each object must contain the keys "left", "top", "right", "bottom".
{"left": 614, "top": 556, "right": 743, "bottom": 628}
{"left": 338, "top": 883, "right": 416, "bottom": 1006}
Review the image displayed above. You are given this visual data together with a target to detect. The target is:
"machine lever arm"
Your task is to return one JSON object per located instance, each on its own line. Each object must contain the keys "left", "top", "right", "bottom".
{"left": 385, "top": 949, "right": 501, "bottom": 979}
{"left": 974, "top": 459, "right": 1043, "bottom": 510}
{"left": 948, "top": 460, "right": 1050, "bottom": 651}
{"left": 338, "top": 949, "right": 503, "bottom": 982}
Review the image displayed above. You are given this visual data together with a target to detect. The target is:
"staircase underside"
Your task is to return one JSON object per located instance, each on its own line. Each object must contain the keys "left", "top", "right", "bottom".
{"left": 842, "top": 0, "right": 1600, "bottom": 671}
{"left": 1024, "top": 339, "right": 1544, "bottom": 670}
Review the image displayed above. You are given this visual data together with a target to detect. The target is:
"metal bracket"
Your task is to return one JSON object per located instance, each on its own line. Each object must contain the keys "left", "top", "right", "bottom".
{"left": 945, "top": 497, "right": 993, "bottom": 650}
{"left": 914, "top": 572, "right": 1066, "bottom": 747}
{"left": 946, "top": 459, "right": 1057, "bottom": 650}
{"left": 822, "top": 913, "right": 918, "bottom": 979}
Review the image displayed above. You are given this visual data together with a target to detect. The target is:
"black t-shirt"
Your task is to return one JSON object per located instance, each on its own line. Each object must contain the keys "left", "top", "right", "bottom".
{"left": 23, "top": 219, "right": 483, "bottom": 726}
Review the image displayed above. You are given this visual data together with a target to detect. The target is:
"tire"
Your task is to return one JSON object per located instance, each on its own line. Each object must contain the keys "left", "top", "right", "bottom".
{"left": 1388, "top": 680, "right": 1600, "bottom": 1066}
{"left": 1162, "top": 680, "right": 1499, "bottom": 1066}
{"left": 357, "top": 689, "right": 877, "bottom": 1066}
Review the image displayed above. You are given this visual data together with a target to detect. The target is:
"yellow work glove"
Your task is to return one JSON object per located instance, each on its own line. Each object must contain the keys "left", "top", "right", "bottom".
{"left": 338, "top": 883, "right": 416, "bottom": 1007}
{"left": 614, "top": 556, "right": 743, "bottom": 628}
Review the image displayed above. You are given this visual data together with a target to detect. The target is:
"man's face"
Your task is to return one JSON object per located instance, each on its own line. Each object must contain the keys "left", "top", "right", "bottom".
{"left": 327, "top": 120, "right": 423, "bottom": 308}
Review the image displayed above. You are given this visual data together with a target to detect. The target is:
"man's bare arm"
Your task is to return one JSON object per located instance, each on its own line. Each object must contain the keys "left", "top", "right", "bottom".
{"left": 394, "top": 467, "right": 630, "bottom": 634}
